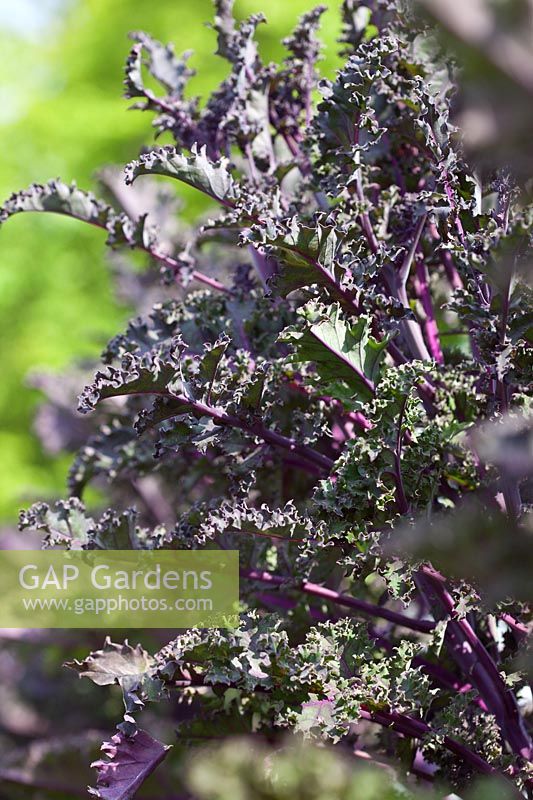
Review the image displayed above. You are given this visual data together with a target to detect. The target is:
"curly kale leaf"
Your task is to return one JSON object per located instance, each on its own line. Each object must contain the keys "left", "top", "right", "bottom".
{"left": 124, "top": 144, "right": 241, "bottom": 208}
{"left": 280, "top": 302, "right": 389, "bottom": 401}
{"left": 90, "top": 729, "right": 170, "bottom": 800}
{"left": 67, "top": 638, "right": 155, "bottom": 687}
{"left": 19, "top": 500, "right": 153, "bottom": 550}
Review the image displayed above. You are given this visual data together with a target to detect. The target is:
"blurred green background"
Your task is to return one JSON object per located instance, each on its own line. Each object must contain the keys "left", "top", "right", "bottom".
{"left": 0, "top": 0, "right": 342, "bottom": 522}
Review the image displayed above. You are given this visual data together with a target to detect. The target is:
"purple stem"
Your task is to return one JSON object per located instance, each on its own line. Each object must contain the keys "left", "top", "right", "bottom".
{"left": 350, "top": 157, "right": 435, "bottom": 371}
{"left": 387, "top": 338, "right": 408, "bottom": 364}
{"left": 191, "top": 399, "right": 334, "bottom": 473}
{"left": 414, "top": 258, "right": 444, "bottom": 363}
{"left": 392, "top": 393, "right": 410, "bottom": 514}
{"left": 440, "top": 184, "right": 487, "bottom": 364}
{"left": 379, "top": 216, "right": 432, "bottom": 362}
{"left": 440, "top": 248, "right": 464, "bottom": 291}
{"left": 150, "top": 247, "right": 231, "bottom": 294}
{"left": 168, "top": 659, "right": 510, "bottom": 786}
{"left": 373, "top": 631, "right": 489, "bottom": 711}
{"left": 95, "top": 169, "right": 234, "bottom": 294}
{"left": 123, "top": 390, "right": 334, "bottom": 474}
{"left": 241, "top": 568, "right": 434, "bottom": 633}
{"left": 286, "top": 245, "right": 362, "bottom": 314}
{"left": 291, "top": 385, "right": 374, "bottom": 431}
{"left": 358, "top": 706, "right": 513, "bottom": 782}
{"left": 353, "top": 161, "right": 380, "bottom": 256}
{"left": 395, "top": 285, "right": 432, "bottom": 361}
{"left": 416, "top": 566, "right": 532, "bottom": 760}
{"left": 256, "top": 591, "right": 489, "bottom": 710}
{"left": 2, "top": 197, "right": 232, "bottom": 295}
{"left": 349, "top": 411, "right": 373, "bottom": 430}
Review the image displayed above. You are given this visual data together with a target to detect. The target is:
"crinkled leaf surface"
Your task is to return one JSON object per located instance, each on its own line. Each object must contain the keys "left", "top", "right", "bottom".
{"left": 124, "top": 144, "right": 240, "bottom": 207}
{"left": 67, "top": 639, "right": 154, "bottom": 687}
{"left": 280, "top": 302, "right": 388, "bottom": 401}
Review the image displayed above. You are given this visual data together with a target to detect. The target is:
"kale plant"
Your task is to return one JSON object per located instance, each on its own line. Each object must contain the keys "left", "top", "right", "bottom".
{"left": 1, "top": 0, "right": 532, "bottom": 798}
